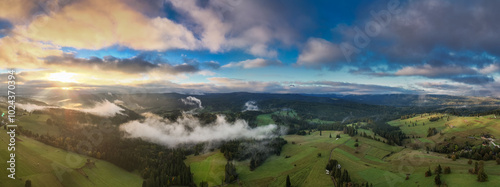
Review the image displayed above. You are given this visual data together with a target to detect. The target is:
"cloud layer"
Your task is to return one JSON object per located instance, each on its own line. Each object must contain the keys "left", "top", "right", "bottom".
{"left": 16, "top": 100, "right": 124, "bottom": 117}
{"left": 119, "top": 113, "right": 285, "bottom": 147}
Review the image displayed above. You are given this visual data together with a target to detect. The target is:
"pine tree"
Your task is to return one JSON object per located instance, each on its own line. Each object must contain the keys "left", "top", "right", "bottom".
{"left": 434, "top": 174, "right": 441, "bottom": 185}
{"left": 474, "top": 162, "right": 479, "bottom": 174}
{"left": 477, "top": 161, "right": 488, "bottom": 182}
{"left": 224, "top": 162, "right": 238, "bottom": 184}
{"left": 250, "top": 158, "right": 256, "bottom": 171}
{"left": 25, "top": 180, "right": 32, "bottom": 187}
{"left": 425, "top": 167, "right": 432, "bottom": 177}
{"left": 286, "top": 175, "right": 291, "bottom": 187}
{"left": 435, "top": 164, "right": 442, "bottom": 175}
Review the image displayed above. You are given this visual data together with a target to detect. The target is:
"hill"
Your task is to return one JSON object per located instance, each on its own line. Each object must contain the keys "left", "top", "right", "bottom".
{"left": 0, "top": 128, "right": 143, "bottom": 187}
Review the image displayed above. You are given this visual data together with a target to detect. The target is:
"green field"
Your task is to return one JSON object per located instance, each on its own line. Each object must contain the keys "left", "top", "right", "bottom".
{"left": 256, "top": 114, "right": 275, "bottom": 126}
{"left": 185, "top": 151, "right": 226, "bottom": 186}
{"left": 186, "top": 131, "right": 349, "bottom": 187}
{"left": 16, "top": 114, "right": 62, "bottom": 136}
{"left": 187, "top": 115, "right": 500, "bottom": 187}
{"left": 0, "top": 128, "right": 143, "bottom": 187}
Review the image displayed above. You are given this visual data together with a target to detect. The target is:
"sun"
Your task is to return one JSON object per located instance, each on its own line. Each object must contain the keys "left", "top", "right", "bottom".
{"left": 47, "top": 71, "right": 78, "bottom": 83}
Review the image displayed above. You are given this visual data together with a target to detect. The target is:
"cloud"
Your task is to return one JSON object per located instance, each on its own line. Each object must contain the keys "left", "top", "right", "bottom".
{"left": 374, "top": 0, "right": 500, "bottom": 62}
{"left": 243, "top": 101, "right": 259, "bottom": 111}
{"left": 119, "top": 113, "right": 285, "bottom": 147}
{"left": 78, "top": 100, "right": 125, "bottom": 117}
{"left": 19, "top": 0, "right": 199, "bottom": 51}
{"left": 203, "top": 61, "right": 221, "bottom": 69}
{"left": 296, "top": 0, "right": 500, "bottom": 77}
{"left": 395, "top": 64, "right": 477, "bottom": 77}
{"left": 222, "top": 58, "right": 282, "bottom": 69}
{"left": 43, "top": 53, "right": 203, "bottom": 75}
{"left": 480, "top": 63, "right": 500, "bottom": 74}
{"left": 415, "top": 82, "right": 475, "bottom": 96}
{"left": 16, "top": 103, "right": 57, "bottom": 112}
{"left": 297, "top": 38, "right": 344, "bottom": 68}
{"left": 169, "top": 0, "right": 307, "bottom": 57}
{"left": 181, "top": 96, "right": 203, "bottom": 109}
{"left": 449, "top": 76, "right": 494, "bottom": 85}
{"left": 395, "top": 64, "right": 494, "bottom": 85}
{"left": 16, "top": 100, "right": 124, "bottom": 117}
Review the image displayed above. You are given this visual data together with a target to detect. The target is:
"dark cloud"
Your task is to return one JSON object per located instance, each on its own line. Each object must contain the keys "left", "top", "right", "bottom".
{"left": 348, "top": 67, "right": 391, "bottom": 77}
{"left": 44, "top": 54, "right": 203, "bottom": 75}
{"left": 416, "top": 82, "right": 472, "bottom": 91}
{"left": 374, "top": 0, "right": 500, "bottom": 63}
{"left": 450, "top": 76, "right": 494, "bottom": 85}
{"left": 298, "top": 0, "right": 500, "bottom": 85}
{"left": 203, "top": 61, "right": 221, "bottom": 69}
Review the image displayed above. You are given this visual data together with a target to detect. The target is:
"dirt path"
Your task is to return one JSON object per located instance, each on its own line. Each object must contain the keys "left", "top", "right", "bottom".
{"left": 328, "top": 139, "right": 349, "bottom": 187}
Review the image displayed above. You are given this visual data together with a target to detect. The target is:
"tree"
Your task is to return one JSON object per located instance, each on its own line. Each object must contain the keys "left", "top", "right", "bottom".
{"left": 224, "top": 162, "right": 238, "bottom": 184}
{"left": 468, "top": 158, "right": 472, "bottom": 165}
{"left": 320, "top": 130, "right": 322, "bottom": 136}
{"left": 354, "top": 143, "right": 359, "bottom": 147}
{"left": 451, "top": 155, "right": 456, "bottom": 161}
{"left": 286, "top": 175, "right": 291, "bottom": 187}
{"left": 477, "top": 167, "right": 488, "bottom": 182}
{"left": 329, "top": 133, "right": 332, "bottom": 138}
{"left": 474, "top": 162, "right": 479, "bottom": 174}
{"left": 25, "top": 180, "right": 32, "bottom": 187}
{"left": 46, "top": 118, "right": 53, "bottom": 125}
{"left": 250, "top": 158, "right": 256, "bottom": 171}
{"left": 425, "top": 167, "right": 432, "bottom": 177}
{"left": 496, "top": 158, "right": 500, "bottom": 165}
{"left": 434, "top": 174, "right": 441, "bottom": 186}
{"left": 435, "top": 164, "right": 442, "bottom": 175}
{"left": 477, "top": 161, "right": 488, "bottom": 182}
{"left": 317, "top": 153, "right": 322, "bottom": 157}
{"left": 444, "top": 166, "right": 451, "bottom": 174}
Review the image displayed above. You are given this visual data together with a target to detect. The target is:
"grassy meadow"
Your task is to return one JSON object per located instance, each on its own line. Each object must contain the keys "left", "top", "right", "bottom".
{"left": 0, "top": 128, "right": 143, "bottom": 187}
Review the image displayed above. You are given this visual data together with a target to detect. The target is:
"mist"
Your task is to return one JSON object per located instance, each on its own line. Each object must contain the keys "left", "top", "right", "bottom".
{"left": 243, "top": 101, "right": 259, "bottom": 111}
{"left": 79, "top": 100, "right": 125, "bottom": 117}
{"left": 16, "top": 103, "right": 57, "bottom": 112}
{"left": 119, "top": 113, "right": 286, "bottom": 147}
{"left": 16, "top": 100, "right": 124, "bottom": 117}
{"left": 181, "top": 96, "right": 203, "bottom": 109}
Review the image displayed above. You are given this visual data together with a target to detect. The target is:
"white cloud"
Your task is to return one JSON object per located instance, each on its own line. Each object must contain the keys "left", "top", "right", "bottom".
{"left": 181, "top": 96, "right": 203, "bottom": 109}
{"left": 243, "top": 101, "right": 259, "bottom": 111}
{"left": 222, "top": 58, "right": 282, "bottom": 69}
{"left": 16, "top": 100, "right": 124, "bottom": 117}
{"left": 119, "top": 113, "right": 284, "bottom": 147}
{"left": 19, "top": 0, "right": 199, "bottom": 51}
{"left": 297, "top": 38, "right": 344, "bottom": 68}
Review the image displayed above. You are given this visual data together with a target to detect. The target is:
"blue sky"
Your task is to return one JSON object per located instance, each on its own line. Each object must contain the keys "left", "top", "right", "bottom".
{"left": 1, "top": 0, "right": 500, "bottom": 96}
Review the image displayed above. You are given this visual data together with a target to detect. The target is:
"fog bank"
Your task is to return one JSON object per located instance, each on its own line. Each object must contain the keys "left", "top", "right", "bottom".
{"left": 119, "top": 113, "right": 286, "bottom": 147}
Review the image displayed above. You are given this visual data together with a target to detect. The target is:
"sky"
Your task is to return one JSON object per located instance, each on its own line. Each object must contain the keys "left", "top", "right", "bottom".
{"left": 1, "top": 0, "right": 500, "bottom": 97}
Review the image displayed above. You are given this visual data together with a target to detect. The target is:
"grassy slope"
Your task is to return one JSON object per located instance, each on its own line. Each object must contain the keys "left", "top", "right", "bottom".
{"left": 183, "top": 114, "right": 500, "bottom": 187}
{"left": 0, "top": 128, "right": 142, "bottom": 187}
{"left": 185, "top": 151, "right": 226, "bottom": 186}
{"left": 16, "top": 114, "right": 63, "bottom": 136}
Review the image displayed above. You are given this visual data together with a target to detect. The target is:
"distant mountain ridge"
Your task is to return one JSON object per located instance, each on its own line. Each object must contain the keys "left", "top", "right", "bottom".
{"left": 303, "top": 94, "right": 500, "bottom": 107}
